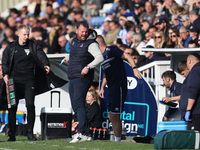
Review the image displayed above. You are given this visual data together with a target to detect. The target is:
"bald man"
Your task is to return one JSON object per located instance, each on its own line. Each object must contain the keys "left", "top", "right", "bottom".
{"left": 58, "top": 35, "right": 67, "bottom": 53}
{"left": 185, "top": 53, "right": 200, "bottom": 131}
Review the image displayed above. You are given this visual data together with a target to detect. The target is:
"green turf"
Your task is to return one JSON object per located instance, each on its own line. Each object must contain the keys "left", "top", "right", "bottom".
{"left": 0, "top": 135, "right": 155, "bottom": 150}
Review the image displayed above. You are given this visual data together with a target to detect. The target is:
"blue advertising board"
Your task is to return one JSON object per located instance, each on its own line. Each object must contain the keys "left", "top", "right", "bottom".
{"left": 100, "top": 61, "right": 158, "bottom": 136}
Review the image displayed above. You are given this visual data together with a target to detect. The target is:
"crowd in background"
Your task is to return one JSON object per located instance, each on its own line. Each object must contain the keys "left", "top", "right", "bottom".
{"left": 0, "top": 0, "right": 200, "bottom": 66}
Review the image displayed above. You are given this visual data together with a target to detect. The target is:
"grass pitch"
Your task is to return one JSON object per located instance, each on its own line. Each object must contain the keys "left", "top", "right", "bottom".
{"left": 0, "top": 135, "right": 155, "bottom": 150}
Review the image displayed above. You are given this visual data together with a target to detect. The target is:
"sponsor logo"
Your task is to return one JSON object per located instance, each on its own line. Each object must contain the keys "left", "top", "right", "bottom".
{"left": 47, "top": 121, "right": 68, "bottom": 128}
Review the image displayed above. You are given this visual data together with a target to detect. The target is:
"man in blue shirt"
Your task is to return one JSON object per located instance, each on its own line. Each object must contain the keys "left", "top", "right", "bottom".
{"left": 97, "top": 35, "right": 142, "bottom": 142}
{"left": 185, "top": 53, "right": 200, "bottom": 131}
{"left": 179, "top": 26, "right": 192, "bottom": 48}
{"left": 161, "top": 71, "right": 182, "bottom": 121}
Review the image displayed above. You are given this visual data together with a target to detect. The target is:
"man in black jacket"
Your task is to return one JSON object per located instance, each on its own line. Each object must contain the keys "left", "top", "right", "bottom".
{"left": 2, "top": 24, "right": 50, "bottom": 141}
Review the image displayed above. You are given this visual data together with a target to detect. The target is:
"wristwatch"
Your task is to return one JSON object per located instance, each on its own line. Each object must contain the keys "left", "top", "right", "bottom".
{"left": 86, "top": 65, "right": 90, "bottom": 70}
{"left": 132, "top": 66, "right": 137, "bottom": 69}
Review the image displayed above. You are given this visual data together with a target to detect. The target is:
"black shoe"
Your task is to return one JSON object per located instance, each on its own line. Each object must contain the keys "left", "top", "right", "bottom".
{"left": 27, "top": 133, "right": 37, "bottom": 141}
{"left": 7, "top": 136, "right": 16, "bottom": 142}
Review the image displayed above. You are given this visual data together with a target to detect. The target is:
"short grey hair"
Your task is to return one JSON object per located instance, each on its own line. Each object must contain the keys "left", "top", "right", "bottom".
{"left": 133, "top": 33, "right": 142, "bottom": 43}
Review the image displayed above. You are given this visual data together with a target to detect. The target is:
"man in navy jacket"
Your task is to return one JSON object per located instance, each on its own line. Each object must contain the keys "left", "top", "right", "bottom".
{"left": 185, "top": 53, "right": 200, "bottom": 131}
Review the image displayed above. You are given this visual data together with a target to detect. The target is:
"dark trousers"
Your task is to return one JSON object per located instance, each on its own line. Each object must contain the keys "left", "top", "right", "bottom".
{"left": 69, "top": 78, "right": 92, "bottom": 135}
{"left": 192, "top": 114, "right": 200, "bottom": 131}
{"left": 8, "top": 79, "right": 35, "bottom": 136}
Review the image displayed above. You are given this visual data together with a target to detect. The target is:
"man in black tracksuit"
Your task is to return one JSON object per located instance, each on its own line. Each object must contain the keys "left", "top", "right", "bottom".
{"left": 2, "top": 25, "right": 50, "bottom": 141}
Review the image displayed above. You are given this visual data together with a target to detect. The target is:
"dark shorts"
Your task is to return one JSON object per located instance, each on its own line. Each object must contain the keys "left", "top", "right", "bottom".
{"left": 108, "top": 84, "right": 127, "bottom": 114}
{"left": 164, "top": 107, "right": 178, "bottom": 118}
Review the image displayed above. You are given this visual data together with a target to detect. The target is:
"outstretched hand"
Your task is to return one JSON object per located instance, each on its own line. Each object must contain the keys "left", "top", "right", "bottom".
{"left": 133, "top": 68, "right": 142, "bottom": 79}
{"left": 44, "top": 66, "right": 50, "bottom": 74}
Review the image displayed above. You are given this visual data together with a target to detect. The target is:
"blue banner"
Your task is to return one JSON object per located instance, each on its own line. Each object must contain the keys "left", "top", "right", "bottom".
{"left": 100, "top": 61, "right": 158, "bottom": 136}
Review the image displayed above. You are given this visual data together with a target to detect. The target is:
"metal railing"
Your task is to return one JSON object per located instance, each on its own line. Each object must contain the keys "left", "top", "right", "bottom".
{"left": 138, "top": 60, "right": 171, "bottom": 122}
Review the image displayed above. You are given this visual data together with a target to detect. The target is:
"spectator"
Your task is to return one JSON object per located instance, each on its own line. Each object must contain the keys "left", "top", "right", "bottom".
{"left": 20, "top": 6, "right": 28, "bottom": 19}
{"left": 163, "top": 0, "right": 174, "bottom": 22}
{"left": 74, "top": 8, "right": 85, "bottom": 23}
{"left": 161, "top": 71, "right": 182, "bottom": 121}
{"left": 86, "top": 90, "right": 102, "bottom": 129}
{"left": 134, "top": 3, "right": 145, "bottom": 24}
{"left": 180, "top": 14, "right": 191, "bottom": 30}
{"left": 189, "top": 25, "right": 198, "bottom": 44}
{"left": 65, "top": 31, "right": 77, "bottom": 53}
{"left": 171, "top": 14, "right": 182, "bottom": 30}
{"left": 144, "top": 45, "right": 162, "bottom": 64}
{"left": 47, "top": 24, "right": 62, "bottom": 54}
{"left": 148, "top": 25, "right": 157, "bottom": 39}
{"left": 58, "top": 35, "right": 67, "bottom": 53}
{"left": 9, "top": 8, "right": 19, "bottom": 18}
{"left": 155, "top": 1, "right": 165, "bottom": 17}
{"left": 139, "top": 1, "right": 156, "bottom": 24}
{"left": 126, "top": 31, "right": 134, "bottom": 47}
{"left": 124, "top": 47, "right": 146, "bottom": 68}
{"left": 165, "top": 27, "right": 174, "bottom": 46}
{"left": 171, "top": 27, "right": 184, "bottom": 48}
{"left": 132, "top": 33, "right": 145, "bottom": 55}
{"left": 7, "top": 16, "right": 16, "bottom": 31}
{"left": 154, "top": 31, "right": 166, "bottom": 48}
{"left": 4, "top": 27, "right": 16, "bottom": 42}
{"left": 61, "top": 4, "right": 71, "bottom": 20}
{"left": 15, "top": 17, "right": 22, "bottom": 28}
{"left": 144, "top": 32, "right": 151, "bottom": 43}
{"left": 117, "top": 15, "right": 129, "bottom": 45}
{"left": 189, "top": 9, "right": 200, "bottom": 34}
{"left": 155, "top": 18, "right": 169, "bottom": 37}
{"left": 141, "top": 20, "right": 150, "bottom": 32}
{"left": 179, "top": 26, "right": 192, "bottom": 48}
{"left": 189, "top": 0, "right": 200, "bottom": 15}
{"left": 104, "top": 20, "right": 120, "bottom": 46}
{"left": 188, "top": 40, "right": 197, "bottom": 48}
{"left": 82, "top": 0, "right": 102, "bottom": 21}
{"left": 28, "top": 16, "right": 39, "bottom": 29}
{"left": 72, "top": 0, "right": 82, "bottom": 10}
{"left": 45, "top": 3, "right": 54, "bottom": 19}
{"left": 31, "top": 27, "right": 47, "bottom": 49}
{"left": 102, "top": 20, "right": 110, "bottom": 36}
{"left": 0, "top": 19, "right": 7, "bottom": 44}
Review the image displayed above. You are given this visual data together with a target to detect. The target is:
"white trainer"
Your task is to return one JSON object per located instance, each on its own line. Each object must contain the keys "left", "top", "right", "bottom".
{"left": 70, "top": 133, "right": 92, "bottom": 143}
{"left": 70, "top": 133, "right": 81, "bottom": 143}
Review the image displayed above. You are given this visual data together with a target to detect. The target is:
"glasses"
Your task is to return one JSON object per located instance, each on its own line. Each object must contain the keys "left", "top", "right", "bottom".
{"left": 58, "top": 40, "right": 64, "bottom": 43}
{"left": 155, "top": 36, "right": 161, "bottom": 38}
{"left": 172, "top": 35, "right": 177, "bottom": 37}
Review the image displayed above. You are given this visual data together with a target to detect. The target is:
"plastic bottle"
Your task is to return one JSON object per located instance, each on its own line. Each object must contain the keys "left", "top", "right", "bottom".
{"left": 102, "top": 128, "right": 108, "bottom": 140}
{"left": 97, "top": 128, "right": 103, "bottom": 140}
{"left": 92, "top": 128, "right": 97, "bottom": 140}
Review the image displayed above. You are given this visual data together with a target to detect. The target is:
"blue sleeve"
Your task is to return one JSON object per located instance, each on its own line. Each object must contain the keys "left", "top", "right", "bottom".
{"left": 110, "top": 46, "right": 124, "bottom": 59}
{"left": 174, "top": 84, "right": 182, "bottom": 96}
{"left": 187, "top": 69, "right": 200, "bottom": 100}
